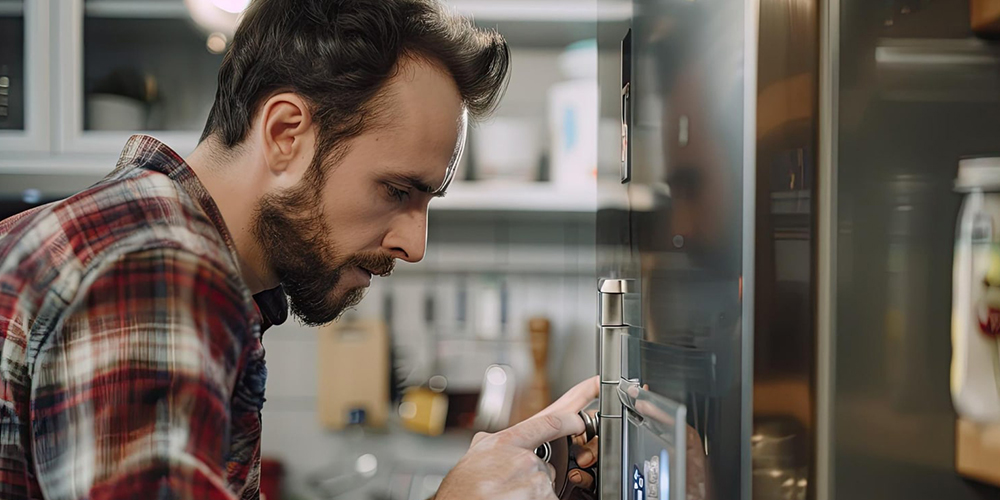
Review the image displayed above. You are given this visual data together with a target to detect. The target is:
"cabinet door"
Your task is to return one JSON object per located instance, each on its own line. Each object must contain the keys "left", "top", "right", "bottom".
{"left": 0, "top": 0, "right": 50, "bottom": 152}
{"left": 57, "top": 0, "right": 229, "bottom": 156}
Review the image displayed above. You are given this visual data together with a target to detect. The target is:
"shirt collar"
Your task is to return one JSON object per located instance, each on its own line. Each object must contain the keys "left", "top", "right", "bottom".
{"left": 112, "top": 134, "right": 288, "bottom": 330}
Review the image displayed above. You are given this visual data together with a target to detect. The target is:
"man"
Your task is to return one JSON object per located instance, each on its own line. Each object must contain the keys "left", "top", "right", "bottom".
{"left": 0, "top": 1, "right": 597, "bottom": 498}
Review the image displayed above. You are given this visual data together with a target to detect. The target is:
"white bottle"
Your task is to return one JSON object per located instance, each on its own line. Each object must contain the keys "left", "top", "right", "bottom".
{"left": 548, "top": 39, "right": 598, "bottom": 188}
{"left": 952, "top": 157, "right": 1000, "bottom": 422}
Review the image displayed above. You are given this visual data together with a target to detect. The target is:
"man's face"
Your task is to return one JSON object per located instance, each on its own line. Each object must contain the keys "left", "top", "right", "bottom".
{"left": 252, "top": 57, "right": 467, "bottom": 326}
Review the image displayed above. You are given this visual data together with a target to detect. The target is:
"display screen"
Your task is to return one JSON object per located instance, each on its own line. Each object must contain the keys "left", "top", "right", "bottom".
{"left": 633, "top": 449, "right": 670, "bottom": 500}
{"left": 623, "top": 384, "right": 686, "bottom": 500}
{"left": 632, "top": 465, "right": 645, "bottom": 500}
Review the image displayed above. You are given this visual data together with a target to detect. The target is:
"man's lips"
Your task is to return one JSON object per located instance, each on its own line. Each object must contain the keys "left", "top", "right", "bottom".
{"left": 359, "top": 265, "right": 392, "bottom": 277}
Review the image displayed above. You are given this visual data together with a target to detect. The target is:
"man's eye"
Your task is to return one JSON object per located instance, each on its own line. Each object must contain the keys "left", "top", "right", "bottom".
{"left": 385, "top": 184, "right": 410, "bottom": 202}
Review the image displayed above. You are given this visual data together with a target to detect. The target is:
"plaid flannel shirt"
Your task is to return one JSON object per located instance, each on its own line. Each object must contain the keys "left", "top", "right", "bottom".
{"left": 0, "top": 135, "right": 288, "bottom": 500}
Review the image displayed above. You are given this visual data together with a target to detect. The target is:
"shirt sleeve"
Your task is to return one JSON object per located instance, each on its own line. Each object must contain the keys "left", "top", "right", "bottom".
{"left": 29, "top": 247, "right": 254, "bottom": 500}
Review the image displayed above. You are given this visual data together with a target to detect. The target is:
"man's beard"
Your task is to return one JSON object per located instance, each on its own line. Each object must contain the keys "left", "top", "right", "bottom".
{"left": 250, "top": 177, "right": 394, "bottom": 327}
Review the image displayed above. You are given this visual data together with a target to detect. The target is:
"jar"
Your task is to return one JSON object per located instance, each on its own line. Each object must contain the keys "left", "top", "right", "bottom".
{"left": 952, "top": 156, "right": 1000, "bottom": 422}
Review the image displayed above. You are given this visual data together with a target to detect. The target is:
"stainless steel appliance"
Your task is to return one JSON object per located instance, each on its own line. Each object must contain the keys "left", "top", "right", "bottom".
{"left": 593, "top": 0, "right": 1000, "bottom": 499}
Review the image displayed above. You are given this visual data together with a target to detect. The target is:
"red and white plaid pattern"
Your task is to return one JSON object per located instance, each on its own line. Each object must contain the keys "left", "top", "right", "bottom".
{"left": 0, "top": 135, "right": 285, "bottom": 500}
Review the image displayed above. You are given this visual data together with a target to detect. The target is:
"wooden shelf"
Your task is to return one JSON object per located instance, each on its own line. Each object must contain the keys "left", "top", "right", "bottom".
{"left": 957, "top": 418, "right": 1000, "bottom": 487}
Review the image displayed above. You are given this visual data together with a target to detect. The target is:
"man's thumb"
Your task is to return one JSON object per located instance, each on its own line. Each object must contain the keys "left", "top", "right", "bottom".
{"left": 498, "top": 413, "right": 585, "bottom": 449}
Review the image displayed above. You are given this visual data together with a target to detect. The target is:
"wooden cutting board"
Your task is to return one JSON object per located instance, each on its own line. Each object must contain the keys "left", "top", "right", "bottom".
{"left": 317, "top": 318, "right": 390, "bottom": 430}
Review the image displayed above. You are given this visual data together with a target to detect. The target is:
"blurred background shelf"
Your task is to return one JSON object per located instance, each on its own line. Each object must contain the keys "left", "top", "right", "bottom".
{"left": 875, "top": 37, "right": 1000, "bottom": 66}
{"left": 84, "top": 0, "right": 188, "bottom": 19}
{"left": 83, "top": 0, "right": 627, "bottom": 22}
{"left": 875, "top": 37, "right": 1000, "bottom": 102}
{"left": 433, "top": 181, "right": 595, "bottom": 212}
{"left": 82, "top": 0, "right": 621, "bottom": 48}
{"left": 0, "top": 165, "right": 597, "bottom": 214}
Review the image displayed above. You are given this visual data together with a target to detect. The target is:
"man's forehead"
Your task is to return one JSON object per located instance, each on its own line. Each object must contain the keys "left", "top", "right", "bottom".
{"left": 371, "top": 57, "right": 468, "bottom": 195}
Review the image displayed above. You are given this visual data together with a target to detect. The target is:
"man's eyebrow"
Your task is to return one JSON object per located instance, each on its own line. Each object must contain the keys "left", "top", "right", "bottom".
{"left": 387, "top": 173, "right": 446, "bottom": 198}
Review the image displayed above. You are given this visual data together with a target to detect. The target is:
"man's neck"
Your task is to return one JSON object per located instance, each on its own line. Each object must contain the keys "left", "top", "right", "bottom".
{"left": 185, "top": 139, "right": 273, "bottom": 294}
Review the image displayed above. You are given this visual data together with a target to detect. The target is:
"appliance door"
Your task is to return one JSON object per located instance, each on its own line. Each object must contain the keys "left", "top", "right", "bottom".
{"left": 619, "top": 378, "right": 688, "bottom": 500}
{"left": 597, "top": 0, "right": 755, "bottom": 499}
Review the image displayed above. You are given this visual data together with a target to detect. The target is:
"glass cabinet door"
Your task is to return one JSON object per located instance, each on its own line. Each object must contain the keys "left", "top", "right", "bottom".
{"left": 82, "top": 0, "right": 225, "bottom": 133}
{"left": 0, "top": 0, "right": 25, "bottom": 131}
{"left": 0, "top": 0, "right": 49, "bottom": 154}
{"left": 60, "top": 0, "right": 236, "bottom": 155}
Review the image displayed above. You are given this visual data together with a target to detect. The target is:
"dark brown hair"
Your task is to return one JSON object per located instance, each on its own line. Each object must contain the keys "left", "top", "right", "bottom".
{"left": 200, "top": 0, "right": 509, "bottom": 163}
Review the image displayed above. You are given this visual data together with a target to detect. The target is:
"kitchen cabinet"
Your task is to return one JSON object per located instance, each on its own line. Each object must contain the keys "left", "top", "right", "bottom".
{"left": 0, "top": 0, "right": 606, "bottom": 213}
{"left": 54, "top": 0, "right": 224, "bottom": 155}
{"left": 0, "top": 0, "right": 50, "bottom": 153}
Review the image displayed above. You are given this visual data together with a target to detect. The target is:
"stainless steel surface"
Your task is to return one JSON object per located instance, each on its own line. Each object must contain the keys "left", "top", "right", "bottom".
{"left": 598, "top": 0, "right": 755, "bottom": 497}
{"left": 741, "top": 4, "right": 760, "bottom": 499}
{"left": 598, "top": 413, "right": 623, "bottom": 500}
{"left": 830, "top": 0, "right": 1000, "bottom": 498}
{"left": 598, "top": 281, "right": 627, "bottom": 500}
{"left": 753, "top": 2, "right": 818, "bottom": 500}
{"left": 599, "top": 0, "right": 1000, "bottom": 498}
{"left": 599, "top": 326, "right": 625, "bottom": 398}
{"left": 600, "top": 278, "right": 628, "bottom": 327}
{"left": 598, "top": 278, "right": 632, "bottom": 295}
{"left": 817, "top": 0, "right": 839, "bottom": 498}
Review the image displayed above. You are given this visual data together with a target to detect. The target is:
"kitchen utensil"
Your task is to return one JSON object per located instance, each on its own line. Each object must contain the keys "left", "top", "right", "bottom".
{"left": 514, "top": 317, "right": 552, "bottom": 422}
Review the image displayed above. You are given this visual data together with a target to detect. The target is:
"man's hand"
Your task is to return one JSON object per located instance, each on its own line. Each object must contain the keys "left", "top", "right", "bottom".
{"left": 435, "top": 377, "right": 600, "bottom": 500}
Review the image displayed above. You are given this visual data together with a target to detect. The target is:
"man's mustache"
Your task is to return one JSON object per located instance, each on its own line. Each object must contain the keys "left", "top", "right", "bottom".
{"left": 347, "top": 251, "right": 395, "bottom": 277}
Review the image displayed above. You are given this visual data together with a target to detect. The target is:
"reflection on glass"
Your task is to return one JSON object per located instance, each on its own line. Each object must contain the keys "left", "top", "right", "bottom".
{"left": 600, "top": 0, "right": 821, "bottom": 498}
{"left": 599, "top": 0, "right": 748, "bottom": 497}
{"left": 619, "top": 380, "right": 693, "bottom": 500}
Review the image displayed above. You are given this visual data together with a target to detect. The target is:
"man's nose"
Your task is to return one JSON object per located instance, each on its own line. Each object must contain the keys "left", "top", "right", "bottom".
{"left": 383, "top": 210, "right": 427, "bottom": 263}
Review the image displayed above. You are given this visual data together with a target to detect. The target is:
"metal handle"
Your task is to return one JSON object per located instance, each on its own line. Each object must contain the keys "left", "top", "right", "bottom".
{"left": 598, "top": 278, "right": 629, "bottom": 500}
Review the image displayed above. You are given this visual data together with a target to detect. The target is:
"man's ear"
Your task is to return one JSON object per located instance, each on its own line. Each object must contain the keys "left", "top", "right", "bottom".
{"left": 258, "top": 92, "right": 315, "bottom": 183}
